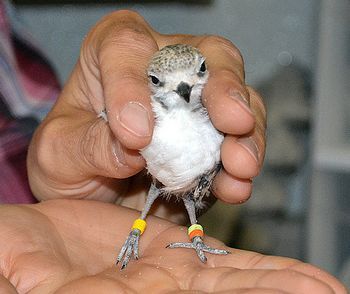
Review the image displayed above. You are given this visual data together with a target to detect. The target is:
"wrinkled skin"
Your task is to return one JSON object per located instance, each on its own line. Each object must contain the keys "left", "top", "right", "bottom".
{"left": 15, "top": 10, "right": 346, "bottom": 293}
{"left": 0, "top": 200, "right": 346, "bottom": 293}
{"left": 27, "top": 10, "right": 266, "bottom": 223}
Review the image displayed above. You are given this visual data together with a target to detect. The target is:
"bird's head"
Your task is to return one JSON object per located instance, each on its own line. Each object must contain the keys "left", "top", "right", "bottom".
{"left": 147, "top": 44, "right": 208, "bottom": 110}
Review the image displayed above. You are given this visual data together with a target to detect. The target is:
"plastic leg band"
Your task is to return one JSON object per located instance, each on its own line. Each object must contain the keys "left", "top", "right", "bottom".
{"left": 131, "top": 219, "right": 147, "bottom": 235}
{"left": 188, "top": 224, "right": 204, "bottom": 240}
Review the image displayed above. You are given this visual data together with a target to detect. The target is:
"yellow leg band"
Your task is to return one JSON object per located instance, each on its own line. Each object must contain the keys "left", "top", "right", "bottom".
{"left": 132, "top": 219, "right": 147, "bottom": 235}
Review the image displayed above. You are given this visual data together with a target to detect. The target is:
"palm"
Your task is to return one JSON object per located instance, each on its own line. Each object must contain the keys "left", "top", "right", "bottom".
{"left": 0, "top": 200, "right": 344, "bottom": 293}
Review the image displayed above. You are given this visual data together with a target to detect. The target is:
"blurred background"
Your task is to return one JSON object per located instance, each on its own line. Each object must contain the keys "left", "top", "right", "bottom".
{"left": 12, "top": 0, "right": 350, "bottom": 287}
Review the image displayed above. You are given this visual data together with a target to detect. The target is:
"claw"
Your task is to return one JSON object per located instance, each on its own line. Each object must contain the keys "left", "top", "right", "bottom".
{"left": 167, "top": 236, "right": 230, "bottom": 263}
{"left": 116, "top": 229, "right": 140, "bottom": 269}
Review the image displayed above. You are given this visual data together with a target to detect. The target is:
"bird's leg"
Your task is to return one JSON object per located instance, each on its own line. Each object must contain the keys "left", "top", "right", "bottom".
{"left": 167, "top": 194, "right": 230, "bottom": 263}
{"left": 116, "top": 183, "right": 160, "bottom": 269}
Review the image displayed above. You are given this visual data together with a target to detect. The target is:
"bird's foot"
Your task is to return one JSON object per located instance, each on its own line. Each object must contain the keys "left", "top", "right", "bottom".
{"left": 166, "top": 236, "right": 230, "bottom": 263}
{"left": 116, "top": 219, "right": 147, "bottom": 270}
{"left": 116, "top": 229, "right": 140, "bottom": 270}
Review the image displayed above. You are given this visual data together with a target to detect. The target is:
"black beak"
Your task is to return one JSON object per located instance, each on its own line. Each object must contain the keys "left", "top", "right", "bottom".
{"left": 176, "top": 82, "right": 192, "bottom": 103}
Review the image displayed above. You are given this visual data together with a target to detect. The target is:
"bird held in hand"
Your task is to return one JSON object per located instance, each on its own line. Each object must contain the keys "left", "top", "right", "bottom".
{"left": 106, "top": 44, "right": 230, "bottom": 269}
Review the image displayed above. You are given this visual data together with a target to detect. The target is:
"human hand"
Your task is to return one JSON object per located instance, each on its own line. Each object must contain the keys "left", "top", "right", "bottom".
{"left": 0, "top": 200, "right": 345, "bottom": 293}
{"left": 27, "top": 10, "right": 266, "bottom": 217}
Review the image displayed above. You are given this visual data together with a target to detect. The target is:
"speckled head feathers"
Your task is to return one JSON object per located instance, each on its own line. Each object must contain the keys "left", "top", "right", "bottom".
{"left": 148, "top": 44, "right": 203, "bottom": 74}
{"left": 146, "top": 44, "right": 208, "bottom": 110}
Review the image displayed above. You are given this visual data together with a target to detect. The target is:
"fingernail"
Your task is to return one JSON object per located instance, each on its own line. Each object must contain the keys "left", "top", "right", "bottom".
{"left": 229, "top": 90, "right": 253, "bottom": 115}
{"left": 112, "top": 140, "right": 127, "bottom": 166}
{"left": 237, "top": 136, "right": 259, "bottom": 163}
{"left": 118, "top": 102, "right": 151, "bottom": 137}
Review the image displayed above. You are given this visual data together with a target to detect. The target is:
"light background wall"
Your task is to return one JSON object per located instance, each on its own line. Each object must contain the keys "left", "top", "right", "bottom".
{"left": 16, "top": 0, "right": 318, "bottom": 85}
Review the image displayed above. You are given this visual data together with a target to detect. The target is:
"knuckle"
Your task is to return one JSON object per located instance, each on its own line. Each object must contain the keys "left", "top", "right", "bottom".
{"left": 212, "top": 67, "right": 240, "bottom": 81}
{"left": 79, "top": 121, "right": 129, "bottom": 177}
{"left": 107, "top": 26, "right": 150, "bottom": 46}
{"left": 79, "top": 123, "right": 99, "bottom": 168}
{"left": 106, "top": 9, "right": 144, "bottom": 22}
{"left": 207, "top": 68, "right": 249, "bottom": 103}
{"left": 277, "top": 269, "right": 326, "bottom": 293}
{"left": 98, "top": 27, "right": 154, "bottom": 61}
{"left": 79, "top": 120, "right": 111, "bottom": 171}
{"left": 33, "top": 118, "right": 63, "bottom": 176}
{"left": 82, "top": 10, "right": 157, "bottom": 67}
{"left": 97, "top": 27, "right": 157, "bottom": 77}
{"left": 200, "top": 35, "right": 244, "bottom": 65}
{"left": 248, "top": 86, "right": 267, "bottom": 123}
{"left": 211, "top": 68, "right": 245, "bottom": 87}
{"left": 90, "top": 10, "right": 145, "bottom": 40}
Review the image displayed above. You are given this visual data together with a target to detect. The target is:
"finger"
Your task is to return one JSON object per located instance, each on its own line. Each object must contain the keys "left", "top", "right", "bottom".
{"left": 195, "top": 36, "right": 255, "bottom": 135}
{"left": 80, "top": 10, "right": 159, "bottom": 150}
{"left": 212, "top": 250, "right": 346, "bottom": 294}
{"left": 287, "top": 262, "right": 348, "bottom": 294}
{"left": 190, "top": 267, "right": 335, "bottom": 294}
{"left": 212, "top": 87, "right": 266, "bottom": 203}
{"left": 221, "top": 135, "right": 259, "bottom": 179}
{"left": 212, "top": 169, "right": 252, "bottom": 204}
{"left": 152, "top": 225, "right": 338, "bottom": 293}
{"left": 219, "top": 87, "right": 266, "bottom": 176}
{"left": 247, "top": 86, "right": 267, "bottom": 166}
{"left": 97, "top": 13, "right": 158, "bottom": 150}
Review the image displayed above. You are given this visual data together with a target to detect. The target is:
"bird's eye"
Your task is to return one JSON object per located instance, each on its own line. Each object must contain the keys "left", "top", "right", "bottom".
{"left": 198, "top": 61, "right": 207, "bottom": 76}
{"left": 149, "top": 75, "right": 161, "bottom": 86}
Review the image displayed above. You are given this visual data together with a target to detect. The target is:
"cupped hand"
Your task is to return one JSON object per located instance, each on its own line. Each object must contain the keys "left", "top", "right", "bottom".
{"left": 27, "top": 10, "right": 266, "bottom": 217}
{"left": 0, "top": 200, "right": 345, "bottom": 294}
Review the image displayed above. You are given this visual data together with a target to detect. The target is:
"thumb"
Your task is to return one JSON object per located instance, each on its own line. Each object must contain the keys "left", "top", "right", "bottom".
{"left": 28, "top": 11, "right": 161, "bottom": 200}
{"left": 79, "top": 10, "right": 159, "bottom": 150}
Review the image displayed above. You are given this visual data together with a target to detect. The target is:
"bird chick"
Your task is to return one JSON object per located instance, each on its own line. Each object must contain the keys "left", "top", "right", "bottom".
{"left": 115, "top": 44, "right": 229, "bottom": 269}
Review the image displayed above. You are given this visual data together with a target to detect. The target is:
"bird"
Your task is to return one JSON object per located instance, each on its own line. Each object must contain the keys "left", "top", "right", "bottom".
{"left": 102, "top": 44, "right": 230, "bottom": 269}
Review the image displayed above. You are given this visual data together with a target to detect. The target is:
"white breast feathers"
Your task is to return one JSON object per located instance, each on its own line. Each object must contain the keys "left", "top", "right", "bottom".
{"left": 141, "top": 108, "right": 223, "bottom": 193}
